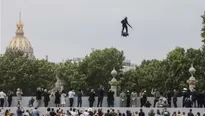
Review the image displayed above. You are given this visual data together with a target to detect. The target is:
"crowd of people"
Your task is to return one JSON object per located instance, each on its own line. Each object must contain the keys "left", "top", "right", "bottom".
{"left": 0, "top": 107, "right": 205, "bottom": 116}
{"left": 1, "top": 86, "right": 205, "bottom": 108}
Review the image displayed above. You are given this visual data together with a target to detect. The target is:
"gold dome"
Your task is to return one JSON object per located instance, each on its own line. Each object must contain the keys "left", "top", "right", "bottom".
{"left": 7, "top": 11, "right": 34, "bottom": 58}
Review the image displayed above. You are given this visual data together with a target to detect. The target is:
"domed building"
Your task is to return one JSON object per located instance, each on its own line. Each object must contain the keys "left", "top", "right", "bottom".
{"left": 7, "top": 11, "right": 34, "bottom": 59}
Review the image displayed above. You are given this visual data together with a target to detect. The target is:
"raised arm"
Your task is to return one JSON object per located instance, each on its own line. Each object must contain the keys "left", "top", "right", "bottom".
{"left": 127, "top": 22, "right": 132, "bottom": 28}
{"left": 151, "top": 88, "right": 155, "bottom": 95}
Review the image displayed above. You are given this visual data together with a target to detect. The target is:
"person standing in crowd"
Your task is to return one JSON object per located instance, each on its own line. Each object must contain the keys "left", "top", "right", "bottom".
{"left": 7, "top": 90, "right": 13, "bottom": 107}
{"left": 188, "top": 109, "right": 194, "bottom": 116}
{"left": 43, "top": 89, "right": 50, "bottom": 107}
{"left": 191, "top": 88, "right": 197, "bottom": 107}
{"left": 16, "top": 107, "right": 24, "bottom": 116}
{"left": 50, "top": 108, "right": 56, "bottom": 116}
{"left": 126, "top": 90, "right": 131, "bottom": 107}
{"left": 60, "top": 90, "right": 67, "bottom": 107}
{"left": 203, "top": 91, "right": 205, "bottom": 108}
{"left": 197, "top": 90, "right": 204, "bottom": 108}
{"left": 162, "top": 108, "right": 170, "bottom": 116}
{"left": 68, "top": 88, "right": 75, "bottom": 107}
{"left": 77, "top": 89, "right": 83, "bottom": 107}
{"left": 36, "top": 87, "right": 42, "bottom": 107}
{"left": 166, "top": 90, "right": 172, "bottom": 107}
{"left": 16, "top": 88, "right": 23, "bottom": 107}
{"left": 151, "top": 88, "right": 160, "bottom": 107}
{"left": 107, "top": 89, "right": 115, "bottom": 107}
{"left": 140, "top": 90, "right": 147, "bottom": 107}
{"left": 55, "top": 90, "right": 61, "bottom": 107}
{"left": 173, "top": 89, "right": 178, "bottom": 108}
{"left": 182, "top": 88, "right": 190, "bottom": 107}
{"left": 120, "top": 91, "right": 126, "bottom": 107}
{"left": 139, "top": 109, "right": 145, "bottom": 116}
{"left": 148, "top": 109, "right": 155, "bottom": 116}
{"left": 88, "top": 89, "right": 95, "bottom": 107}
{"left": 97, "top": 85, "right": 104, "bottom": 107}
{"left": 0, "top": 89, "right": 6, "bottom": 108}
{"left": 131, "top": 91, "right": 137, "bottom": 107}
{"left": 32, "top": 107, "right": 40, "bottom": 116}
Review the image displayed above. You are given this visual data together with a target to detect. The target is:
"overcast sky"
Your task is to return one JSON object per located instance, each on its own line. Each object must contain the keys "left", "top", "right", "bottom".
{"left": 1, "top": 0, "right": 205, "bottom": 64}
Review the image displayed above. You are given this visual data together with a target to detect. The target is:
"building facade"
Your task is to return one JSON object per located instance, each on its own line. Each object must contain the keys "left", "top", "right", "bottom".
{"left": 7, "top": 11, "right": 34, "bottom": 59}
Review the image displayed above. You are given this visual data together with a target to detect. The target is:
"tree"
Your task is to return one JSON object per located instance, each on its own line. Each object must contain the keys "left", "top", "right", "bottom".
{"left": 201, "top": 11, "right": 205, "bottom": 43}
{"left": 0, "top": 49, "right": 56, "bottom": 95}
{"left": 79, "top": 47, "right": 125, "bottom": 92}
{"left": 56, "top": 61, "right": 87, "bottom": 92}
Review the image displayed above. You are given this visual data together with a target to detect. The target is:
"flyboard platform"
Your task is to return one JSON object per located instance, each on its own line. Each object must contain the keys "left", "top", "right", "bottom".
{"left": 121, "top": 32, "right": 129, "bottom": 37}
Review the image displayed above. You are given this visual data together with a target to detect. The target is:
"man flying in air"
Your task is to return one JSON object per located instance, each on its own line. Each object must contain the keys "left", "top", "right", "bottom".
{"left": 121, "top": 17, "right": 132, "bottom": 36}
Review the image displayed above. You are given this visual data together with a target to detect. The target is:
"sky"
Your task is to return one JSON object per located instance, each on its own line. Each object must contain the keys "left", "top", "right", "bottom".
{"left": 0, "top": 0, "right": 205, "bottom": 64}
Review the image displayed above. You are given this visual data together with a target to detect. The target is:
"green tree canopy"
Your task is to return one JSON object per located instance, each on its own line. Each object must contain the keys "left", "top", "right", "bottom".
{"left": 0, "top": 49, "right": 56, "bottom": 95}
{"left": 201, "top": 12, "right": 205, "bottom": 43}
{"left": 56, "top": 61, "right": 87, "bottom": 92}
{"left": 79, "top": 47, "right": 125, "bottom": 92}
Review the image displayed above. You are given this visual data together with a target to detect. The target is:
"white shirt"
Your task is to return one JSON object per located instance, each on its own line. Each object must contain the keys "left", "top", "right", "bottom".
{"left": 68, "top": 91, "right": 75, "bottom": 98}
{"left": 71, "top": 111, "right": 78, "bottom": 116}
{"left": 0, "top": 91, "right": 6, "bottom": 98}
{"left": 23, "top": 112, "right": 30, "bottom": 116}
{"left": 83, "top": 111, "right": 89, "bottom": 116}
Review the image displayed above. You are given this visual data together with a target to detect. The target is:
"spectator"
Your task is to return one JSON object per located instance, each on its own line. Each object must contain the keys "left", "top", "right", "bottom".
{"left": 68, "top": 88, "right": 75, "bottom": 107}
{"left": 5, "top": 109, "right": 10, "bottom": 116}
{"left": 36, "top": 87, "right": 42, "bottom": 107}
{"left": 45, "top": 108, "right": 50, "bottom": 116}
{"left": 182, "top": 112, "right": 186, "bottom": 116}
{"left": 16, "top": 107, "right": 24, "bottom": 116}
{"left": 196, "top": 112, "right": 201, "bottom": 116}
{"left": 148, "top": 109, "right": 155, "bottom": 116}
{"left": 83, "top": 109, "right": 89, "bottom": 116}
{"left": 172, "top": 112, "right": 177, "bottom": 116}
{"left": 28, "top": 97, "right": 35, "bottom": 107}
{"left": 0, "top": 89, "right": 6, "bottom": 108}
{"left": 188, "top": 109, "right": 194, "bottom": 116}
{"left": 156, "top": 109, "right": 161, "bottom": 116}
{"left": 162, "top": 108, "right": 170, "bottom": 116}
{"left": 144, "top": 101, "right": 152, "bottom": 107}
{"left": 77, "top": 89, "right": 83, "bottom": 107}
{"left": 54, "top": 90, "right": 61, "bottom": 107}
{"left": 16, "top": 88, "right": 23, "bottom": 107}
{"left": 60, "top": 90, "right": 66, "bottom": 107}
{"left": 7, "top": 90, "right": 13, "bottom": 107}
{"left": 50, "top": 108, "right": 56, "bottom": 116}
{"left": 139, "top": 109, "right": 145, "bottom": 116}
{"left": 157, "top": 98, "right": 164, "bottom": 108}
{"left": 43, "top": 89, "right": 50, "bottom": 107}
{"left": 23, "top": 110, "right": 30, "bottom": 116}
{"left": 32, "top": 107, "right": 40, "bottom": 116}
{"left": 178, "top": 111, "right": 181, "bottom": 116}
